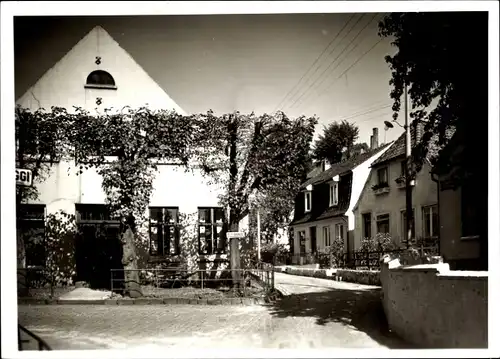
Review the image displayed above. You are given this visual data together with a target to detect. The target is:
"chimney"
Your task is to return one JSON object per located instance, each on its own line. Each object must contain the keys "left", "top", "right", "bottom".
{"left": 370, "top": 135, "right": 374, "bottom": 150}
{"left": 372, "top": 128, "right": 379, "bottom": 149}
{"left": 324, "top": 159, "right": 331, "bottom": 171}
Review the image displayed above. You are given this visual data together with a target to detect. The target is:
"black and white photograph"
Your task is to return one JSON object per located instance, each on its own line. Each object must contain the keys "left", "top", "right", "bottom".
{"left": 1, "top": 1, "right": 499, "bottom": 357}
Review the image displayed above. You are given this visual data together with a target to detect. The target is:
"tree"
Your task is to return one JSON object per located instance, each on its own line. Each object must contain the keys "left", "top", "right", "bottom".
{"left": 251, "top": 180, "right": 301, "bottom": 246}
{"left": 312, "top": 120, "right": 360, "bottom": 164}
{"left": 378, "top": 12, "right": 487, "bottom": 178}
{"left": 349, "top": 142, "right": 370, "bottom": 157}
{"left": 379, "top": 12, "right": 488, "bottom": 268}
{"left": 65, "top": 106, "right": 193, "bottom": 297}
{"left": 193, "top": 111, "right": 317, "bottom": 285}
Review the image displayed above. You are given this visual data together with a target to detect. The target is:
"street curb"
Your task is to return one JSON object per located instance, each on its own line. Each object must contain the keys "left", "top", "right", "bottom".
{"left": 273, "top": 285, "right": 289, "bottom": 297}
{"left": 18, "top": 296, "right": 275, "bottom": 306}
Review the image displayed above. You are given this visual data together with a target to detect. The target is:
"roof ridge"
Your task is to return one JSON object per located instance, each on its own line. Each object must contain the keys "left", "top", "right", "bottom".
{"left": 300, "top": 142, "right": 392, "bottom": 188}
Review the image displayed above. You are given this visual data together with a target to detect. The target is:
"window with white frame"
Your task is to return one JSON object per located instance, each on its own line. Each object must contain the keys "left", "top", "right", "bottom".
{"left": 362, "top": 212, "right": 372, "bottom": 239}
{"left": 400, "top": 160, "right": 406, "bottom": 177}
{"left": 334, "top": 223, "right": 344, "bottom": 241}
{"left": 304, "top": 191, "right": 312, "bottom": 212}
{"left": 323, "top": 226, "right": 331, "bottom": 247}
{"left": 149, "top": 207, "right": 180, "bottom": 256}
{"left": 198, "top": 207, "right": 226, "bottom": 255}
{"left": 377, "top": 167, "right": 389, "bottom": 186}
{"left": 376, "top": 213, "right": 390, "bottom": 234}
{"left": 422, "top": 205, "right": 439, "bottom": 239}
{"left": 329, "top": 182, "right": 339, "bottom": 206}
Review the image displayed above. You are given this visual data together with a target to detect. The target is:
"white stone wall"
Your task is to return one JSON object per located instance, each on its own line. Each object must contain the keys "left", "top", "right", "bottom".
{"left": 380, "top": 258, "right": 487, "bottom": 348}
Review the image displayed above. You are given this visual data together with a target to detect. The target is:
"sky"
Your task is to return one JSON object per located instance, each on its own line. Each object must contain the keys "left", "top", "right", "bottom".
{"left": 14, "top": 13, "right": 403, "bottom": 145}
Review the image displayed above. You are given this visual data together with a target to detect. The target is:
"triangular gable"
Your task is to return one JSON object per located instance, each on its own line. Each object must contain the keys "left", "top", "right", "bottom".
{"left": 351, "top": 141, "right": 397, "bottom": 213}
{"left": 16, "top": 26, "right": 186, "bottom": 115}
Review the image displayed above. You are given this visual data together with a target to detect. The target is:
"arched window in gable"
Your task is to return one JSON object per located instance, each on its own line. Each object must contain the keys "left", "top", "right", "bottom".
{"left": 84, "top": 70, "right": 117, "bottom": 89}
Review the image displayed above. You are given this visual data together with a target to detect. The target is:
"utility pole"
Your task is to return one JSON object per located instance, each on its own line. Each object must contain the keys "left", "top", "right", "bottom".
{"left": 404, "top": 83, "right": 413, "bottom": 247}
{"left": 257, "top": 208, "right": 261, "bottom": 262}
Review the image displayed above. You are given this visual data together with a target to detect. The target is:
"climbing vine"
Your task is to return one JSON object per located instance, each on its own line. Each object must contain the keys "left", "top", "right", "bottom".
{"left": 16, "top": 106, "right": 317, "bottom": 295}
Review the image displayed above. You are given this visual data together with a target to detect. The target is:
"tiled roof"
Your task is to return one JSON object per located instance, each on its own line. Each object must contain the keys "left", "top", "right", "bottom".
{"left": 371, "top": 122, "right": 423, "bottom": 167}
{"left": 300, "top": 143, "right": 392, "bottom": 189}
{"left": 290, "top": 206, "right": 348, "bottom": 225}
{"left": 372, "top": 122, "right": 456, "bottom": 168}
{"left": 306, "top": 166, "right": 322, "bottom": 179}
{"left": 432, "top": 127, "right": 463, "bottom": 175}
{"left": 291, "top": 172, "right": 353, "bottom": 225}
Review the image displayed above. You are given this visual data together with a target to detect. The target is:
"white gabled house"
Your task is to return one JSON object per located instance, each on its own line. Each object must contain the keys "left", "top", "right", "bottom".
{"left": 16, "top": 26, "right": 247, "bottom": 284}
{"left": 352, "top": 122, "right": 440, "bottom": 251}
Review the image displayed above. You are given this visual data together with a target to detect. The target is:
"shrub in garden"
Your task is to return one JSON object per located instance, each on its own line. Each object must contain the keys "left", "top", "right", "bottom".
{"left": 260, "top": 242, "right": 289, "bottom": 264}
{"left": 359, "top": 233, "right": 400, "bottom": 252}
{"left": 317, "top": 235, "right": 344, "bottom": 268}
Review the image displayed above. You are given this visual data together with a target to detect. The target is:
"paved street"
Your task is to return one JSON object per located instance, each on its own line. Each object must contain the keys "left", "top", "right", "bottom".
{"left": 17, "top": 272, "right": 411, "bottom": 350}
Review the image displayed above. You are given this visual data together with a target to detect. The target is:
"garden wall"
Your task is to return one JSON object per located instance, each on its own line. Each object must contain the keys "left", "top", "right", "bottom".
{"left": 380, "top": 257, "right": 488, "bottom": 348}
{"left": 335, "top": 269, "right": 380, "bottom": 285}
{"left": 284, "top": 267, "right": 335, "bottom": 279}
{"left": 282, "top": 266, "right": 382, "bottom": 285}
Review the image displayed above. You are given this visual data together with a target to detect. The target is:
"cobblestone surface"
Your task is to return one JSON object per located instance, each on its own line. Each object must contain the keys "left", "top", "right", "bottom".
{"left": 17, "top": 272, "right": 412, "bottom": 350}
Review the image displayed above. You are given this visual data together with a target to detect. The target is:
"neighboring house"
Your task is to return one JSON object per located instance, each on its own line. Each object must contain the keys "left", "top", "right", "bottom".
{"left": 289, "top": 129, "right": 391, "bottom": 265}
{"left": 16, "top": 26, "right": 245, "bottom": 283}
{"left": 353, "top": 122, "right": 439, "bottom": 250}
{"left": 431, "top": 128, "right": 487, "bottom": 271}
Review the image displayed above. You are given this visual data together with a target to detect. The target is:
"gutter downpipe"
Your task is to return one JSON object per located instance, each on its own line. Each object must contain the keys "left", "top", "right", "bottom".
{"left": 430, "top": 170, "right": 441, "bottom": 256}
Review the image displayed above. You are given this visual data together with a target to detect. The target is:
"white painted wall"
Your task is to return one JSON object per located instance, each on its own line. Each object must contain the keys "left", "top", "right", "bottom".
{"left": 353, "top": 160, "right": 438, "bottom": 249}
{"left": 346, "top": 145, "right": 392, "bottom": 231}
{"left": 17, "top": 26, "right": 184, "bottom": 114}
{"left": 292, "top": 217, "right": 348, "bottom": 255}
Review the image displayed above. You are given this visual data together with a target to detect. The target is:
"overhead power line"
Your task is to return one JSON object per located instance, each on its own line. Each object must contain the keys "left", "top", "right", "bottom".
{"left": 290, "top": 13, "right": 379, "bottom": 112}
{"left": 272, "top": 14, "right": 357, "bottom": 113}
{"left": 338, "top": 103, "right": 392, "bottom": 122}
{"left": 352, "top": 110, "right": 394, "bottom": 125}
{"left": 304, "top": 37, "right": 385, "bottom": 113}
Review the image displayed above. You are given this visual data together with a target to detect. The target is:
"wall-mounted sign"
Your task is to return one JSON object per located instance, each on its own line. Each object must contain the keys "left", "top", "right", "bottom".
{"left": 227, "top": 232, "right": 245, "bottom": 239}
{"left": 16, "top": 169, "right": 33, "bottom": 186}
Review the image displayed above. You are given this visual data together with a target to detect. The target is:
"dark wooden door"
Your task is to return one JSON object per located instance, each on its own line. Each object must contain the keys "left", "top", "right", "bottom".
{"left": 310, "top": 226, "right": 317, "bottom": 253}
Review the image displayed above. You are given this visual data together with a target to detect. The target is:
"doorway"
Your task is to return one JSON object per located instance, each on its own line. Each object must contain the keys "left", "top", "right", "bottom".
{"left": 309, "top": 226, "right": 317, "bottom": 254}
{"left": 75, "top": 204, "right": 123, "bottom": 290}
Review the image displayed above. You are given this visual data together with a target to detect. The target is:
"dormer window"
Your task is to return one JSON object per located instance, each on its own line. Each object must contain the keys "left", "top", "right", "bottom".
{"left": 84, "top": 70, "right": 117, "bottom": 90}
{"left": 329, "top": 182, "right": 339, "bottom": 206}
{"left": 304, "top": 191, "right": 312, "bottom": 212}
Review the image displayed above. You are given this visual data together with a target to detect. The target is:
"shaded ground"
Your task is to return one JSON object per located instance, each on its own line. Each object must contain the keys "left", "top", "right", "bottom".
{"left": 272, "top": 272, "right": 413, "bottom": 349}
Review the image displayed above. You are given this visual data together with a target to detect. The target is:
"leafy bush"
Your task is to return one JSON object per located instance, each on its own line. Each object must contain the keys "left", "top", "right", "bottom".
{"left": 260, "top": 242, "right": 289, "bottom": 264}
{"left": 317, "top": 235, "right": 344, "bottom": 268}
{"left": 359, "top": 233, "right": 400, "bottom": 252}
{"left": 44, "top": 211, "right": 78, "bottom": 288}
{"left": 22, "top": 211, "right": 79, "bottom": 295}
